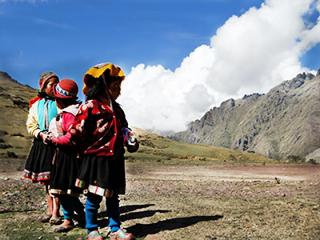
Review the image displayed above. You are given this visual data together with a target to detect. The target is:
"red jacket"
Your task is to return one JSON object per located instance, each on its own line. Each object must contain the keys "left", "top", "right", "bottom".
{"left": 70, "top": 99, "right": 126, "bottom": 156}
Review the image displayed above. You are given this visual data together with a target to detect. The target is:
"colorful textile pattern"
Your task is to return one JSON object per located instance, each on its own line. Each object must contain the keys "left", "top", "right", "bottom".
{"left": 70, "top": 100, "right": 119, "bottom": 156}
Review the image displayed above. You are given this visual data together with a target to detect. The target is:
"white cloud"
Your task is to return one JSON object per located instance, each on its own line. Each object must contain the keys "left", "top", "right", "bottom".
{"left": 119, "top": 0, "right": 320, "bottom": 132}
{"left": 33, "top": 17, "right": 72, "bottom": 30}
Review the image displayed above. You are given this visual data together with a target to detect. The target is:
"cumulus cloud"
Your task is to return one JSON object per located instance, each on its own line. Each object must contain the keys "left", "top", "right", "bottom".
{"left": 119, "top": 0, "right": 320, "bottom": 132}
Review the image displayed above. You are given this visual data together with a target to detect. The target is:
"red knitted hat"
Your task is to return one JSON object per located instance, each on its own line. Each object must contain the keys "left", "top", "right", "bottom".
{"left": 53, "top": 79, "right": 78, "bottom": 99}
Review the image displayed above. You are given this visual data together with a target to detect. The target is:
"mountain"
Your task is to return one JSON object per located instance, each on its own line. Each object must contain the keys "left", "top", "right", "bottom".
{"left": 173, "top": 71, "right": 320, "bottom": 160}
{"left": 0, "top": 71, "right": 276, "bottom": 172}
{"left": 0, "top": 72, "right": 36, "bottom": 170}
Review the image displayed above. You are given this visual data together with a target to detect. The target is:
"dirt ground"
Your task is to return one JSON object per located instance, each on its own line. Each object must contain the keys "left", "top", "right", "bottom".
{"left": 1, "top": 162, "right": 320, "bottom": 240}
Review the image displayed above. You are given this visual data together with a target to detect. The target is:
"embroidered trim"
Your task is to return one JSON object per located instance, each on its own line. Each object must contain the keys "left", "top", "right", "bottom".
{"left": 75, "top": 178, "right": 87, "bottom": 188}
{"left": 24, "top": 170, "right": 51, "bottom": 182}
{"left": 88, "top": 184, "right": 114, "bottom": 197}
{"left": 49, "top": 188, "right": 80, "bottom": 196}
{"left": 56, "top": 84, "right": 75, "bottom": 97}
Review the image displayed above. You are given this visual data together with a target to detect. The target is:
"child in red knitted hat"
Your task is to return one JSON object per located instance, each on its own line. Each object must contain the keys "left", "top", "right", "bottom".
{"left": 47, "top": 79, "right": 85, "bottom": 233}
{"left": 70, "top": 63, "right": 138, "bottom": 240}
{"left": 24, "top": 71, "right": 61, "bottom": 224}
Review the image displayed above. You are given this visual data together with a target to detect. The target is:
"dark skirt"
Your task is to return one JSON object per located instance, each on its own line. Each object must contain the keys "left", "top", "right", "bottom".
{"left": 24, "top": 138, "right": 55, "bottom": 184}
{"left": 50, "top": 147, "right": 83, "bottom": 196}
{"left": 75, "top": 153, "right": 126, "bottom": 197}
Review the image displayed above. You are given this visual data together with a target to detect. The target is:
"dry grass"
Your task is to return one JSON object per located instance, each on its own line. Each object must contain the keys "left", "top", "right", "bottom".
{"left": 1, "top": 161, "right": 320, "bottom": 240}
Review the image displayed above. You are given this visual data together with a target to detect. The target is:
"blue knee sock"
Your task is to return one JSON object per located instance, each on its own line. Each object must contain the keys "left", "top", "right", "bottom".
{"left": 106, "top": 194, "right": 120, "bottom": 232}
{"left": 85, "top": 193, "right": 102, "bottom": 232}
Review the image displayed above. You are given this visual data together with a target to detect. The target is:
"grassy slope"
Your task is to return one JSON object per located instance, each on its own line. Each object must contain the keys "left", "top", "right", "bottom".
{"left": 128, "top": 128, "right": 273, "bottom": 165}
{"left": 0, "top": 74, "right": 36, "bottom": 162}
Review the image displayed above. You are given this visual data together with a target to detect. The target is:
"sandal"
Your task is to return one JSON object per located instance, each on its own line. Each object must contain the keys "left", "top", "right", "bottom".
{"left": 49, "top": 216, "right": 62, "bottom": 225}
{"left": 38, "top": 214, "right": 52, "bottom": 223}
{"left": 54, "top": 224, "right": 74, "bottom": 233}
{"left": 109, "top": 228, "right": 135, "bottom": 240}
{"left": 76, "top": 230, "right": 104, "bottom": 240}
{"left": 87, "top": 230, "right": 104, "bottom": 240}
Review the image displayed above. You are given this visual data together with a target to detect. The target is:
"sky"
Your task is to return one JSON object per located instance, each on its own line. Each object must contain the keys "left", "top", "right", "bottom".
{"left": 1, "top": 0, "right": 320, "bottom": 132}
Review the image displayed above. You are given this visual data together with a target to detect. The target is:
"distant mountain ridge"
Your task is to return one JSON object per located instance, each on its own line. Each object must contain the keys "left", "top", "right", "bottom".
{"left": 173, "top": 71, "right": 320, "bottom": 160}
{"left": 0, "top": 71, "right": 275, "bottom": 172}
{"left": 1, "top": 70, "right": 319, "bottom": 164}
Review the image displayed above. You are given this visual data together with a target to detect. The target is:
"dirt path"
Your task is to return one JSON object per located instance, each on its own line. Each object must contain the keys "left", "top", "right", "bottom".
{"left": 127, "top": 163, "right": 320, "bottom": 181}
{"left": 1, "top": 163, "right": 318, "bottom": 181}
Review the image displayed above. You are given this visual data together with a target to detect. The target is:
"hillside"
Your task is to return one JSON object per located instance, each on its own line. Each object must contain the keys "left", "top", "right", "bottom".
{"left": 1, "top": 72, "right": 319, "bottom": 240}
{"left": 0, "top": 72, "right": 36, "bottom": 169}
{"left": 0, "top": 71, "right": 278, "bottom": 172}
{"left": 130, "top": 128, "right": 272, "bottom": 165}
{"left": 173, "top": 71, "right": 320, "bottom": 160}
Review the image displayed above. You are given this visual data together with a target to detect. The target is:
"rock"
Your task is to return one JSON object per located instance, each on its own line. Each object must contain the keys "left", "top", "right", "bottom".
{"left": 6, "top": 151, "right": 18, "bottom": 158}
{"left": 221, "top": 98, "right": 235, "bottom": 108}
{"left": 305, "top": 148, "right": 320, "bottom": 164}
{"left": 242, "top": 93, "right": 264, "bottom": 101}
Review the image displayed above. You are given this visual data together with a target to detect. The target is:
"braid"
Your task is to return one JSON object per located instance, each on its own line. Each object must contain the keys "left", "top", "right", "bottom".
{"left": 85, "top": 78, "right": 106, "bottom": 100}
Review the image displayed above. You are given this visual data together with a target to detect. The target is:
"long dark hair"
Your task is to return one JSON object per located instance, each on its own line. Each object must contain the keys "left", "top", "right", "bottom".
{"left": 85, "top": 70, "right": 122, "bottom": 100}
{"left": 85, "top": 75, "right": 106, "bottom": 100}
{"left": 56, "top": 98, "right": 80, "bottom": 109}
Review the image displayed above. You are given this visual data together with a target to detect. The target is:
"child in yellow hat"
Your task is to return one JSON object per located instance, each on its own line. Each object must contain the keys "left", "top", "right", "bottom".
{"left": 70, "top": 63, "right": 138, "bottom": 240}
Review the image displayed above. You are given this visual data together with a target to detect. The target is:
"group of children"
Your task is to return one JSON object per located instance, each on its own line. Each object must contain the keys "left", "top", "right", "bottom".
{"left": 23, "top": 63, "right": 139, "bottom": 240}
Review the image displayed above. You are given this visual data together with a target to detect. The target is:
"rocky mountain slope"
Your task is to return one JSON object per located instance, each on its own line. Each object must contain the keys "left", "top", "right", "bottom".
{"left": 0, "top": 72, "right": 36, "bottom": 168}
{"left": 0, "top": 71, "right": 274, "bottom": 172}
{"left": 173, "top": 71, "right": 320, "bottom": 160}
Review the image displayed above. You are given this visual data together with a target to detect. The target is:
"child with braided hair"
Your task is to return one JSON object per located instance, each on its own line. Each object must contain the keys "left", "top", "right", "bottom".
{"left": 24, "top": 71, "right": 61, "bottom": 224}
{"left": 70, "top": 63, "right": 139, "bottom": 240}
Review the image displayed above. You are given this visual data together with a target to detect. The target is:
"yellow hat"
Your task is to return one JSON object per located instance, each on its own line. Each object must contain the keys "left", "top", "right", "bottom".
{"left": 83, "top": 63, "right": 125, "bottom": 95}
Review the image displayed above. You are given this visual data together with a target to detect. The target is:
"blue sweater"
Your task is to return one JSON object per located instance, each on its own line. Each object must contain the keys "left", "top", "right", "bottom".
{"left": 37, "top": 98, "right": 58, "bottom": 132}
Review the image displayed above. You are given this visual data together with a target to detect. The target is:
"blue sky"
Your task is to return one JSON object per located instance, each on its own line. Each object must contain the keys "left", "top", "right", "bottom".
{"left": 1, "top": 0, "right": 265, "bottom": 87}
{"left": 1, "top": 0, "right": 320, "bottom": 131}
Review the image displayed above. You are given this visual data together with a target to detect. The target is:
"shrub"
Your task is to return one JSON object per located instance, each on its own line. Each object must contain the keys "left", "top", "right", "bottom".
{"left": 7, "top": 151, "right": 18, "bottom": 158}
{"left": 0, "top": 130, "right": 8, "bottom": 136}
{"left": 0, "top": 143, "right": 12, "bottom": 149}
{"left": 287, "top": 155, "right": 304, "bottom": 162}
{"left": 11, "top": 133, "right": 25, "bottom": 137}
{"left": 308, "top": 159, "right": 318, "bottom": 165}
